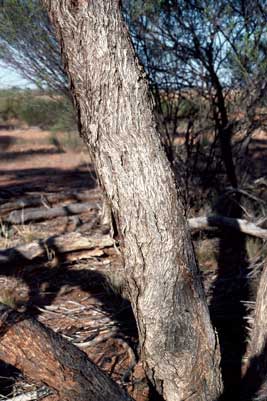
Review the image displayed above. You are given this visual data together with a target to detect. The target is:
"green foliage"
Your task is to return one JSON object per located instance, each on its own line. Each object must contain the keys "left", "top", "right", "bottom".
{"left": 18, "top": 95, "right": 76, "bottom": 131}
{"left": 49, "top": 131, "right": 83, "bottom": 151}
{"left": 0, "top": 89, "right": 20, "bottom": 121}
{"left": 124, "top": 0, "right": 164, "bottom": 19}
{"left": 0, "top": 0, "right": 67, "bottom": 94}
{"left": 228, "top": 35, "right": 267, "bottom": 87}
{"left": 177, "top": 98, "right": 200, "bottom": 119}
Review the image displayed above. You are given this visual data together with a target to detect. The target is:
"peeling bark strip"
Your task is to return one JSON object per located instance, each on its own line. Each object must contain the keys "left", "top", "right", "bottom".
{"left": 0, "top": 304, "right": 133, "bottom": 401}
{"left": 42, "top": 1, "right": 222, "bottom": 400}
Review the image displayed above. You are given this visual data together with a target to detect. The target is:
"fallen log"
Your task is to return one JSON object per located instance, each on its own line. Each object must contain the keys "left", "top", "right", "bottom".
{"left": 0, "top": 189, "right": 100, "bottom": 216}
{"left": 1, "top": 215, "right": 266, "bottom": 267}
{"left": 5, "top": 201, "right": 100, "bottom": 224}
{"left": 0, "top": 232, "right": 113, "bottom": 265}
{"left": 188, "top": 215, "right": 267, "bottom": 239}
{"left": 0, "top": 304, "right": 133, "bottom": 401}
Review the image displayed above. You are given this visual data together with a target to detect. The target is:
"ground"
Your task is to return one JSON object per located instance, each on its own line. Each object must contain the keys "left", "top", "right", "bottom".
{"left": 0, "top": 126, "right": 148, "bottom": 401}
{"left": 0, "top": 124, "right": 267, "bottom": 401}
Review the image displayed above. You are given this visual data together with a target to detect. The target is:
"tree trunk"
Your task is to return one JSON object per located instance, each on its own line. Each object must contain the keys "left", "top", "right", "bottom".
{"left": 241, "top": 261, "right": 267, "bottom": 401}
{"left": 0, "top": 304, "right": 133, "bottom": 401}
{"left": 209, "top": 66, "right": 238, "bottom": 189}
{"left": 42, "top": 2, "right": 222, "bottom": 400}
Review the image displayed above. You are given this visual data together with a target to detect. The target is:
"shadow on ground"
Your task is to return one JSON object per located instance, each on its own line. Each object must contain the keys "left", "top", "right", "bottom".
{"left": 0, "top": 165, "right": 97, "bottom": 200}
{"left": 0, "top": 242, "right": 139, "bottom": 397}
{"left": 209, "top": 196, "right": 250, "bottom": 401}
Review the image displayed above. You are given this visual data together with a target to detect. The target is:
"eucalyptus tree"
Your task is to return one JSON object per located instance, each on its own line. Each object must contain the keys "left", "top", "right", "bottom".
{"left": 40, "top": 1, "right": 224, "bottom": 400}
{"left": 0, "top": 2, "right": 267, "bottom": 401}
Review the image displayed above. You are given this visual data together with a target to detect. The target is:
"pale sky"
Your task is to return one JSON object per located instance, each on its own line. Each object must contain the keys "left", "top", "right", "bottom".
{"left": 0, "top": 64, "right": 34, "bottom": 88}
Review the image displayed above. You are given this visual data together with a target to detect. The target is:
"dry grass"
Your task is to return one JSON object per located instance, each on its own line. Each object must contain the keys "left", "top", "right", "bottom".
{"left": 0, "top": 287, "right": 17, "bottom": 309}
{"left": 13, "top": 223, "right": 41, "bottom": 244}
{"left": 49, "top": 131, "right": 83, "bottom": 152}
{"left": 195, "top": 238, "right": 219, "bottom": 269}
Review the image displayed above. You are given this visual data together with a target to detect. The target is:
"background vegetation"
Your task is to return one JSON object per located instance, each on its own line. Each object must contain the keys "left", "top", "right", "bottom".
{"left": 0, "top": 88, "right": 76, "bottom": 131}
{"left": 0, "top": 1, "right": 267, "bottom": 401}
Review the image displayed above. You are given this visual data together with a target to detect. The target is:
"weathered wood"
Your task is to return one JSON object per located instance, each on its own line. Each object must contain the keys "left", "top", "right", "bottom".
{"left": 2, "top": 387, "right": 52, "bottom": 401}
{"left": 2, "top": 214, "right": 266, "bottom": 268}
{"left": 0, "top": 232, "right": 113, "bottom": 265}
{"left": 43, "top": 2, "right": 222, "bottom": 400}
{"left": 0, "top": 304, "right": 133, "bottom": 401}
{"left": 5, "top": 201, "right": 99, "bottom": 224}
{"left": 189, "top": 215, "right": 267, "bottom": 239}
{"left": 0, "top": 189, "right": 100, "bottom": 216}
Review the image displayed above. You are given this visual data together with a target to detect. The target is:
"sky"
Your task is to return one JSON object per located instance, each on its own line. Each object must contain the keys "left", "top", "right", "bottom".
{"left": 0, "top": 64, "right": 34, "bottom": 89}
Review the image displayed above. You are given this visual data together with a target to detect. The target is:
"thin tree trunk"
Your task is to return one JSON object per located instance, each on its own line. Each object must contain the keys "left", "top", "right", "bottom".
{"left": 42, "top": 2, "right": 222, "bottom": 400}
{"left": 0, "top": 303, "right": 133, "bottom": 401}
{"left": 209, "top": 67, "right": 238, "bottom": 189}
{"left": 241, "top": 261, "right": 267, "bottom": 401}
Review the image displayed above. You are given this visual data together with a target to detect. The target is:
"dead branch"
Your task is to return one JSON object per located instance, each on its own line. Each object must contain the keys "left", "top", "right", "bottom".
{"left": 1, "top": 215, "right": 266, "bottom": 268}
{"left": 0, "top": 189, "right": 100, "bottom": 216}
{"left": 0, "top": 304, "right": 133, "bottom": 401}
{"left": 188, "top": 215, "right": 267, "bottom": 239}
{"left": 0, "top": 232, "right": 113, "bottom": 265}
{"left": 5, "top": 201, "right": 100, "bottom": 224}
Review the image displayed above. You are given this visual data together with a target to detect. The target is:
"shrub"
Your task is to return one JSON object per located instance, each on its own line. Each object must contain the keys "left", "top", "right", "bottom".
{"left": 0, "top": 88, "right": 21, "bottom": 122}
{"left": 17, "top": 93, "right": 77, "bottom": 131}
{"left": 0, "top": 89, "right": 77, "bottom": 132}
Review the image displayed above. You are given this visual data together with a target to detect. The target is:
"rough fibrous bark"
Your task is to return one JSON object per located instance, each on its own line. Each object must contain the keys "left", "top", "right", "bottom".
{"left": 41, "top": 1, "right": 222, "bottom": 400}
{"left": 0, "top": 304, "right": 133, "bottom": 401}
{"left": 241, "top": 262, "right": 267, "bottom": 401}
